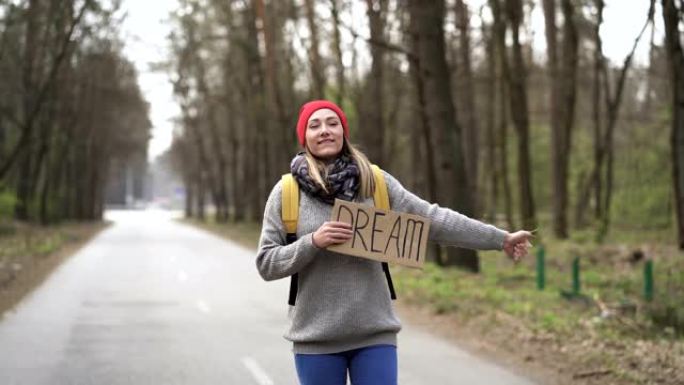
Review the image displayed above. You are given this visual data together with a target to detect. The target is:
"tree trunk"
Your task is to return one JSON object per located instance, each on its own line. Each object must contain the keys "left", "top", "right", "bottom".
{"left": 504, "top": 0, "right": 537, "bottom": 231}
{"left": 254, "top": 0, "right": 291, "bottom": 178}
{"left": 243, "top": 2, "right": 269, "bottom": 221}
{"left": 454, "top": 0, "right": 480, "bottom": 216}
{"left": 575, "top": 0, "right": 604, "bottom": 229}
{"left": 304, "top": 0, "right": 326, "bottom": 99}
{"left": 543, "top": 0, "right": 574, "bottom": 238}
{"left": 330, "top": 0, "right": 346, "bottom": 106}
{"left": 184, "top": 175, "right": 194, "bottom": 219}
{"left": 196, "top": 171, "right": 206, "bottom": 221}
{"left": 409, "top": 0, "right": 479, "bottom": 271}
{"left": 661, "top": 0, "right": 684, "bottom": 248}
{"left": 553, "top": 0, "right": 578, "bottom": 238}
{"left": 490, "top": 0, "right": 516, "bottom": 230}
{"left": 196, "top": 59, "right": 229, "bottom": 223}
{"left": 483, "top": 20, "right": 498, "bottom": 224}
{"left": 359, "top": 0, "right": 386, "bottom": 164}
{"left": 14, "top": 0, "right": 42, "bottom": 220}
{"left": 407, "top": 4, "right": 439, "bottom": 264}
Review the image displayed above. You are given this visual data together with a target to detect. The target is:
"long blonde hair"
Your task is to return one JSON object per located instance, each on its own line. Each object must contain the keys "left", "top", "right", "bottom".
{"left": 304, "top": 139, "right": 376, "bottom": 200}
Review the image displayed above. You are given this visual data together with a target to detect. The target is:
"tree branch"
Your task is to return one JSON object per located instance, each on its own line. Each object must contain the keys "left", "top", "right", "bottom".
{"left": 335, "top": 15, "right": 416, "bottom": 61}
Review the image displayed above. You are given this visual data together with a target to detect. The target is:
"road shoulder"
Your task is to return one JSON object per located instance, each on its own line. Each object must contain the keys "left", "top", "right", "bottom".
{"left": 0, "top": 221, "right": 110, "bottom": 319}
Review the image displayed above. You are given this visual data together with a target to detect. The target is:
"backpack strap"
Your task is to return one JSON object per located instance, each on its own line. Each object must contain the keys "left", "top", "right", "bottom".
{"left": 281, "top": 174, "right": 299, "bottom": 306}
{"left": 371, "top": 165, "right": 390, "bottom": 211}
{"left": 371, "top": 165, "right": 397, "bottom": 300}
{"left": 281, "top": 174, "right": 299, "bottom": 235}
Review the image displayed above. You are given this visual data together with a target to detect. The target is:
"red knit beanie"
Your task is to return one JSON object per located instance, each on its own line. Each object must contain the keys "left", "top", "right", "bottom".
{"left": 296, "top": 100, "right": 349, "bottom": 147}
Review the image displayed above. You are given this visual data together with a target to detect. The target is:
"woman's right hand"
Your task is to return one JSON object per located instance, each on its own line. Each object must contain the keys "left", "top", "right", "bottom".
{"left": 312, "top": 221, "right": 353, "bottom": 248}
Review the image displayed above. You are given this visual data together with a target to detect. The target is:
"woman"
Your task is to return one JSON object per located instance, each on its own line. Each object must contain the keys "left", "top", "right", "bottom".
{"left": 256, "top": 100, "right": 533, "bottom": 385}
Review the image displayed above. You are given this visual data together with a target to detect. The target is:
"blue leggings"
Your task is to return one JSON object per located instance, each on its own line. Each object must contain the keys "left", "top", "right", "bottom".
{"left": 294, "top": 344, "right": 397, "bottom": 385}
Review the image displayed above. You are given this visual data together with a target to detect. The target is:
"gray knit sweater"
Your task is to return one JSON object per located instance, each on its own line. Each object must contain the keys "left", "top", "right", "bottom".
{"left": 256, "top": 170, "right": 508, "bottom": 354}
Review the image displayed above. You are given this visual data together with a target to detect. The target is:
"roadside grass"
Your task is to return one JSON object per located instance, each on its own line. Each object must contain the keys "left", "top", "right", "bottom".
{"left": 391, "top": 226, "right": 684, "bottom": 384}
{"left": 393, "top": 247, "right": 683, "bottom": 340}
{"left": 0, "top": 221, "right": 91, "bottom": 270}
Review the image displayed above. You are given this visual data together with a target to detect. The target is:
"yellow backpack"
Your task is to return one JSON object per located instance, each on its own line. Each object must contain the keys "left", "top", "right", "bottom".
{"left": 281, "top": 164, "right": 396, "bottom": 305}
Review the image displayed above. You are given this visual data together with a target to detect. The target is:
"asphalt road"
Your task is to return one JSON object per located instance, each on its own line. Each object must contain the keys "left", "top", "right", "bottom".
{"left": 0, "top": 209, "right": 536, "bottom": 385}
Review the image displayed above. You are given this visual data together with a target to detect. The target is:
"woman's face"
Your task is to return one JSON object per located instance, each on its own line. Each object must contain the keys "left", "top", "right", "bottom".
{"left": 305, "top": 108, "right": 344, "bottom": 161}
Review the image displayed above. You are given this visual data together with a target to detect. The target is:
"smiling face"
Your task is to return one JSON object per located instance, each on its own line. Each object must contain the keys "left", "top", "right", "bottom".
{"left": 305, "top": 108, "right": 345, "bottom": 161}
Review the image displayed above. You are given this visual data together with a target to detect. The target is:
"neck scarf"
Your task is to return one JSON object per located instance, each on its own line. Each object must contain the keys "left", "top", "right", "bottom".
{"left": 290, "top": 152, "right": 360, "bottom": 204}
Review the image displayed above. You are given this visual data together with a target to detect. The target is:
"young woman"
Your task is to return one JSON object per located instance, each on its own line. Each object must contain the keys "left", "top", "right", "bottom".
{"left": 256, "top": 100, "right": 533, "bottom": 385}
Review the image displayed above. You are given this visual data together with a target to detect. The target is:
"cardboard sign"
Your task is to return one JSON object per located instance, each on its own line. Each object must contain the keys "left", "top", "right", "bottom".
{"left": 327, "top": 199, "right": 431, "bottom": 268}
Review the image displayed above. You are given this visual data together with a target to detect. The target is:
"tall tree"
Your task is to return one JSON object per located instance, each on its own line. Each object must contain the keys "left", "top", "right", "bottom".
{"left": 504, "top": 0, "right": 537, "bottom": 231}
{"left": 488, "top": 0, "right": 516, "bottom": 230}
{"left": 454, "top": 0, "right": 479, "bottom": 214}
{"left": 0, "top": 0, "right": 149, "bottom": 223}
{"left": 304, "top": 0, "right": 326, "bottom": 99}
{"left": 662, "top": 0, "right": 684, "bottom": 248}
{"left": 330, "top": 0, "right": 346, "bottom": 106}
{"left": 576, "top": 0, "right": 654, "bottom": 241}
{"left": 408, "top": 0, "right": 480, "bottom": 271}
{"left": 358, "top": 0, "right": 387, "bottom": 164}
{"left": 575, "top": 0, "right": 604, "bottom": 229}
{"left": 543, "top": 0, "right": 578, "bottom": 238}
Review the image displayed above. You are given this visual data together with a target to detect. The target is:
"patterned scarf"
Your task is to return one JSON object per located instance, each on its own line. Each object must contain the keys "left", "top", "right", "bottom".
{"left": 290, "top": 151, "right": 360, "bottom": 205}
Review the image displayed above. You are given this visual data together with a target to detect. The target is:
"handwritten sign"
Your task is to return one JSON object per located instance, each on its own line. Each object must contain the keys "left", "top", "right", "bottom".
{"left": 327, "top": 199, "right": 431, "bottom": 268}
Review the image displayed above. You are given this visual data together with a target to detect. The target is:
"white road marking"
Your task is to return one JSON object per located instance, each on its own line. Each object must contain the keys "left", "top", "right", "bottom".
{"left": 241, "top": 356, "right": 274, "bottom": 385}
{"left": 196, "top": 300, "right": 211, "bottom": 314}
{"left": 177, "top": 270, "right": 188, "bottom": 282}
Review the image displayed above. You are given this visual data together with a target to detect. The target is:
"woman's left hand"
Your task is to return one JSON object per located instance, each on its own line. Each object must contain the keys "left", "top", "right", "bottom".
{"left": 503, "top": 230, "right": 535, "bottom": 263}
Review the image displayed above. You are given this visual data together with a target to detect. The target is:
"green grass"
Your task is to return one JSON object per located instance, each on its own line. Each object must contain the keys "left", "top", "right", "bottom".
{"left": 0, "top": 222, "right": 96, "bottom": 262}
{"left": 393, "top": 237, "right": 684, "bottom": 341}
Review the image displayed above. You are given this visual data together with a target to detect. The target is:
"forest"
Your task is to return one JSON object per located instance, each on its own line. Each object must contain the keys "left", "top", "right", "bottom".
{"left": 0, "top": 0, "right": 150, "bottom": 225}
{"left": 163, "top": 0, "right": 683, "bottom": 271}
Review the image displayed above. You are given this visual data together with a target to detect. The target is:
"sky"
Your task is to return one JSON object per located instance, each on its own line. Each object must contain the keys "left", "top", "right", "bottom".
{"left": 119, "top": 0, "right": 662, "bottom": 163}
{"left": 120, "top": 0, "right": 180, "bottom": 162}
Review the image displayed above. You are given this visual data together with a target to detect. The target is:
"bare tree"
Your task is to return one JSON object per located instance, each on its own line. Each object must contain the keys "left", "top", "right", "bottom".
{"left": 542, "top": 0, "right": 577, "bottom": 238}
{"left": 574, "top": 0, "right": 654, "bottom": 241}
{"left": 304, "top": 0, "right": 326, "bottom": 99}
{"left": 330, "top": 0, "right": 346, "bottom": 106}
{"left": 454, "top": 0, "right": 480, "bottom": 215}
{"left": 662, "top": 0, "right": 684, "bottom": 248}
{"left": 408, "top": 0, "right": 480, "bottom": 271}
{"left": 488, "top": 0, "right": 516, "bottom": 230}
{"left": 504, "top": 0, "right": 537, "bottom": 231}
{"left": 357, "top": 0, "right": 387, "bottom": 164}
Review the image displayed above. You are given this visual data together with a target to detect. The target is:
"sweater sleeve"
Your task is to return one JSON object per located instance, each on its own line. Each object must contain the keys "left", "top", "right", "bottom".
{"left": 255, "top": 180, "right": 321, "bottom": 281}
{"left": 382, "top": 170, "right": 508, "bottom": 251}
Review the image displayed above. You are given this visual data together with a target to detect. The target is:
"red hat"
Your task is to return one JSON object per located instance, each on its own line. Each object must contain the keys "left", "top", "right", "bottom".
{"left": 296, "top": 100, "right": 349, "bottom": 147}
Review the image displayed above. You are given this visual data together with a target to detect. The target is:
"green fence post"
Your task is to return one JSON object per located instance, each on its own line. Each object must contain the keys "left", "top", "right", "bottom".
{"left": 572, "top": 256, "right": 580, "bottom": 296}
{"left": 644, "top": 259, "right": 654, "bottom": 302}
{"left": 536, "top": 245, "right": 545, "bottom": 290}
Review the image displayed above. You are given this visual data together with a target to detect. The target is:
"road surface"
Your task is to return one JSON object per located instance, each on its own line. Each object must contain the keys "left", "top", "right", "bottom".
{"left": 0, "top": 209, "right": 536, "bottom": 385}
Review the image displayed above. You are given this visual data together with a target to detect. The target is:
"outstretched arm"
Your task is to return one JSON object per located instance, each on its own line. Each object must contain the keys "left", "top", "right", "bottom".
{"left": 382, "top": 170, "right": 534, "bottom": 260}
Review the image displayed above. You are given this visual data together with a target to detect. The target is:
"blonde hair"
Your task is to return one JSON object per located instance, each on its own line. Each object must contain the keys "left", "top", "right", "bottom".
{"left": 304, "top": 139, "right": 375, "bottom": 200}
